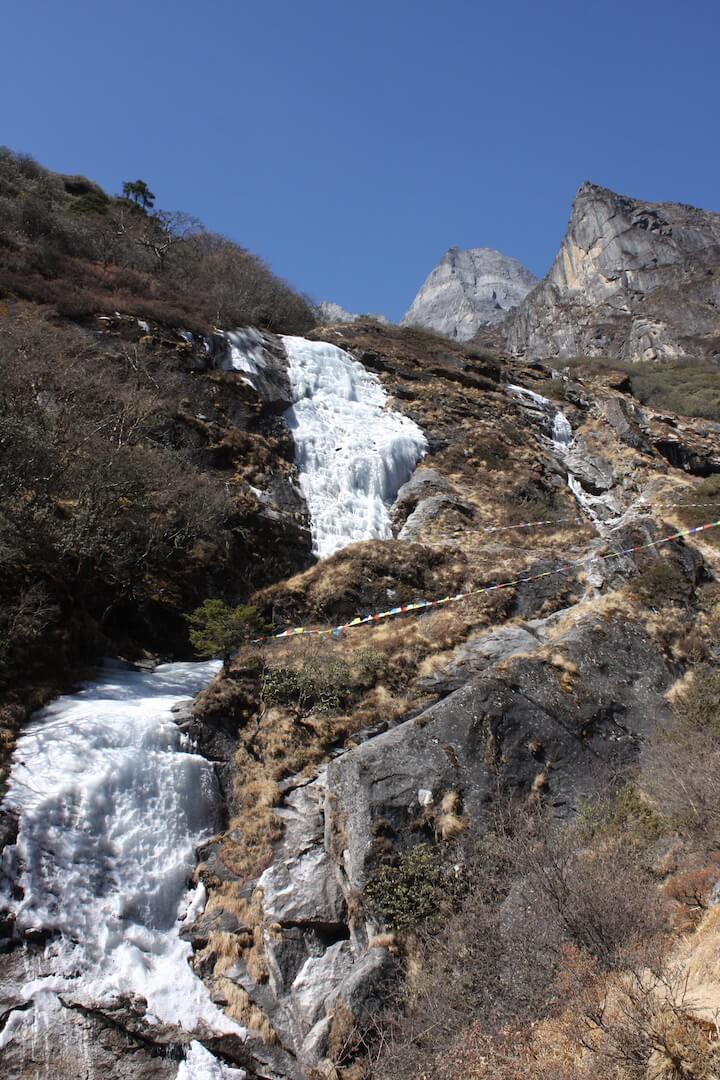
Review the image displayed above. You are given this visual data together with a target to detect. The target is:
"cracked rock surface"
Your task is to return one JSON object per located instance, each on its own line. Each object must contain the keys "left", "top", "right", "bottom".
{"left": 505, "top": 182, "right": 720, "bottom": 363}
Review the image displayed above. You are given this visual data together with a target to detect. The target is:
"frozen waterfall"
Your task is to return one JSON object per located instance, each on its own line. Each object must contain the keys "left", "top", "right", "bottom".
{"left": 0, "top": 661, "right": 245, "bottom": 1076}
{"left": 282, "top": 336, "right": 427, "bottom": 558}
{"left": 552, "top": 411, "right": 573, "bottom": 447}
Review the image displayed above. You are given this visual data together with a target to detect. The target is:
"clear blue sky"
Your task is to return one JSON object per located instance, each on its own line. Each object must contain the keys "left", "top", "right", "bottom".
{"left": 3, "top": 0, "right": 719, "bottom": 321}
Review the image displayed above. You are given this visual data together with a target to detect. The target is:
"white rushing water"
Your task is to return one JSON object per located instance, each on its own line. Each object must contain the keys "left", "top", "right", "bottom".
{"left": 0, "top": 661, "right": 246, "bottom": 1076}
{"left": 507, "top": 383, "right": 555, "bottom": 410}
{"left": 282, "top": 336, "right": 427, "bottom": 558}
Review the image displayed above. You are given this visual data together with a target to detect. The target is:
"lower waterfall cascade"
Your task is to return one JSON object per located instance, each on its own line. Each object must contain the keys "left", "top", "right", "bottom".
{"left": 0, "top": 661, "right": 246, "bottom": 1079}
{"left": 281, "top": 336, "right": 428, "bottom": 558}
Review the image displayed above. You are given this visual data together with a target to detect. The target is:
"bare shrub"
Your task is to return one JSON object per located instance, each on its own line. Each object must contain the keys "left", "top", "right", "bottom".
{"left": 0, "top": 308, "right": 250, "bottom": 687}
{"left": 372, "top": 801, "right": 671, "bottom": 1080}
{"left": 0, "top": 146, "right": 316, "bottom": 334}
{"left": 643, "top": 668, "right": 720, "bottom": 847}
{"left": 523, "top": 828, "right": 669, "bottom": 972}
{"left": 662, "top": 861, "right": 720, "bottom": 932}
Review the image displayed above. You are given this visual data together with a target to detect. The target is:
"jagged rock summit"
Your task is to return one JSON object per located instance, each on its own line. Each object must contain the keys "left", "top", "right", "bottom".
{"left": 506, "top": 181, "right": 720, "bottom": 363}
{"left": 401, "top": 246, "right": 538, "bottom": 341}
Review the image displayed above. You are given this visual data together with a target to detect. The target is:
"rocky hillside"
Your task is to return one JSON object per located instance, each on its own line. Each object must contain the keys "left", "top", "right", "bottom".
{"left": 5, "top": 152, "right": 720, "bottom": 1080}
{"left": 179, "top": 322, "right": 720, "bottom": 1079}
{"left": 401, "top": 247, "right": 537, "bottom": 340}
{"left": 506, "top": 181, "right": 720, "bottom": 363}
{"left": 315, "top": 301, "right": 388, "bottom": 325}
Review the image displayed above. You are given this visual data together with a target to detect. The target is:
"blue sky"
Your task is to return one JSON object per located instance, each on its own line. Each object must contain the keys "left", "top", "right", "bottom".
{"left": 3, "top": 0, "right": 718, "bottom": 320}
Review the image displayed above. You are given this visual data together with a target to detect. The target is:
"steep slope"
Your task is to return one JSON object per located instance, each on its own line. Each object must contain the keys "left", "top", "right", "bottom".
{"left": 3, "top": 317, "right": 720, "bottom": 1079}
{"left": 179, "top": 322, "right": 720, "bottom": 1078}
{"left": 0, "top": 310, "right": 313, "bottom": 736}
{"left": 5, "top": 152, "right": 720, "bottom": 1080}
{"left": 506, "top": 181, "right": 720, "bottom": 362}
{"left": 0, "top": 146, "right": 319, "bottom": 792}
{"left": 402, "top": 246, "right": 537, "bottom": 340}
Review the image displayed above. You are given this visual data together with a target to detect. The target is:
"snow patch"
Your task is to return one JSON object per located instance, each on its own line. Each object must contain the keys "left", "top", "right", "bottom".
{"left": 176, "top": 1040, "right": 246, "bottom": 1079}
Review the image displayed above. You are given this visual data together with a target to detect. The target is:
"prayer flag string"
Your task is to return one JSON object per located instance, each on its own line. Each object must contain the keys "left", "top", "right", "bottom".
{"left": 250, "top": 518, "right": 720, "bottom": 644}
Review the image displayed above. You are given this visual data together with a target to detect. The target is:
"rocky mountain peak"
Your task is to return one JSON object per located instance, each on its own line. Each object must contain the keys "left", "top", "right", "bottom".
{"left": 401, "top": 245, "right": 538, "bottom": 341}
{"left": 506, "top": 181, "right": 720, "bottom": 363}
{"left": 315, "top": 300, "right": 388, "bottom": 325}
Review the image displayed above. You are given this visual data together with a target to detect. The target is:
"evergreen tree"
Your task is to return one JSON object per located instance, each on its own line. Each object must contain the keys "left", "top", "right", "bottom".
{"left": 185, "top": 599, "right": 260, "bottom": 662}
{"left": 121, "top": 179, "right": 156, "bottom": 210}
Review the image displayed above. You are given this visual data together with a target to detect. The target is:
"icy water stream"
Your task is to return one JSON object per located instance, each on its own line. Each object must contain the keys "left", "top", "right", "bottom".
{"left": 0, "top": 661, "right": 246, "bottom": 1078}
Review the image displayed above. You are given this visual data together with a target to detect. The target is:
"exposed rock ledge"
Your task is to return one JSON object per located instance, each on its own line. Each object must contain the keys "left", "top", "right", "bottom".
{"left": 187, "top": 590, "right": 695, "bottom": 1075}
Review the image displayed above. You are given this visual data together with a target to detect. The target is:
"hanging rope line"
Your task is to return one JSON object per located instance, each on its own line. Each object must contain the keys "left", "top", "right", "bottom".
{"left": 482, "top": 516, "right": 581, "bottom": 534}
{"left": 250, "top": 518, "right": 720, "bottom": 644}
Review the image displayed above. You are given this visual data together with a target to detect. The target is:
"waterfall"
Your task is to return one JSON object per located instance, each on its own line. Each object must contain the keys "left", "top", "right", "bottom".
{"left": 507, "top": 383, "right": 613, "bottom": 528}
{"left": 0, "top": 661, "right": 245, "bottom": 1076}
{"left": 507, "top": 383, "right": 555, "bottom": 410}
{"left": 282, "top": 336, "right": 427, "bottom": 558}
{"left": 552, "top": 411, "right": 573, "bottom": 446}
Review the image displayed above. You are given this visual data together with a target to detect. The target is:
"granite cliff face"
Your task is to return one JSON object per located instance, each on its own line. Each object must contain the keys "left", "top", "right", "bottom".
{"left": 402, "top": 247, "right": 538, "bottom": 340}
{"left": 506, "top": 182, "right": 720, "bottom": 363}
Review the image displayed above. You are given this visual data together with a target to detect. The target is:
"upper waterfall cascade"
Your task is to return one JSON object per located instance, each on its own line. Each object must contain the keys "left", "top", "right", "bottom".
{"left": 507, "top": 383, "right": 616, "bottom": 527}
{"left": 552, "top": 411, "right": 573, "bottom": 446}
{"left": 281, "top": 336, "right": 428, "bottom": 558}
{"left": 0, "top": 661, "right": 244, "bottom": 1077}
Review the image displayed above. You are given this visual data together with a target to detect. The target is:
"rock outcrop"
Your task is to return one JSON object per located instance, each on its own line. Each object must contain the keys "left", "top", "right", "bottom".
{"left": 326, "top": 608, "right": 674, "bottom": 891}
{"left": 505, "top": 182, "right": 720, "bottom": 363}
{"left": 402, "top": 247, "right": 537, "bottom": 340}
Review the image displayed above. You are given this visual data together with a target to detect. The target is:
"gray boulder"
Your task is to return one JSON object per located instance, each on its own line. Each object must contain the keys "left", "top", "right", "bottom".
{"left": 326, "top": 613, "right": 672, "bottom": 895}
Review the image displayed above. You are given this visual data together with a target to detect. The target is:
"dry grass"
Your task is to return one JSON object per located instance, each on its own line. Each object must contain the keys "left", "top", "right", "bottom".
{"left": 195, "top": 887, "right": 269, "bottom": 989}
{"left": 367, "top": 933, "right": 398, "bottom": 952}
{"left": 432, "top": 792, "right": 468, "bottom": 841}
{"left": 195, "top": 592, "right": 520, "bottom": 978}
{"left": 402, "top": 894, "right": 720, "bottom": 1080}
{"left": 214, "top": 977, "right": 278, "bottom": 1040}
{"left": 643, "top": 607, "right": 711, "bottom": 664}
{"left": 542, "top": 590, "right": 631, "bottom": 639}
